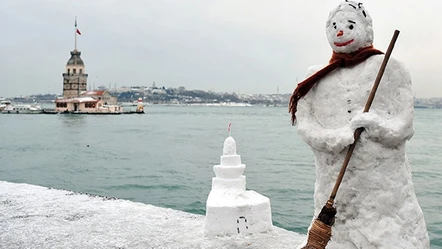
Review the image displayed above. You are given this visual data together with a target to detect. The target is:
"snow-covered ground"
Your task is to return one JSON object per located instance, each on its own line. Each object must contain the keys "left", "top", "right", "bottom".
{"left": 0, "top": 181, "right": 305, "bottom": 249}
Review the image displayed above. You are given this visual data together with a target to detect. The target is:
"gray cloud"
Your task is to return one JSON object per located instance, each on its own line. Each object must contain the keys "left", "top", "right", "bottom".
{"left": 1, "top": 0, "right": 441, "bottom": 97}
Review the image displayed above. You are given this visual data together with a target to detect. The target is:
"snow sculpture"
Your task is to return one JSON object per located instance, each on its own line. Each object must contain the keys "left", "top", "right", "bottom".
{"left": 205, "top": 136, "right": 273, "bottom": 236}
{"left": 291, "top": 1, "right": 430, "bottom": 248}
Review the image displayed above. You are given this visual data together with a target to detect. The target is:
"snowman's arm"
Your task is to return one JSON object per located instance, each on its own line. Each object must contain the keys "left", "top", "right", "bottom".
{"left": 351, "top": 59, "right": 414, "bottom": 147}
{"left": 296, "top": 97, "right": 354, "bottom": 153}
{"left": 295, "top": 65, "right": 354, "bottom": 153}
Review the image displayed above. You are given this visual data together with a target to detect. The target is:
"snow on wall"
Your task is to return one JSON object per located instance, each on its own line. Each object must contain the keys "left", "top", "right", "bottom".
{"left": 0, "top": 181, "right": 305, "bottom": 249}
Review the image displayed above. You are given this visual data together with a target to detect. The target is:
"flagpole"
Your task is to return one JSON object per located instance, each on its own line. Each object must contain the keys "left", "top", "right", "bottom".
{"left": 74, "top": 16, "right": 77, "bottom": 50}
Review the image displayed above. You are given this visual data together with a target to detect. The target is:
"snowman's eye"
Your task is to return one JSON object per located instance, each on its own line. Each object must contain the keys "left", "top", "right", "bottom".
{"left": 348, "top": 20, "right": 356, "bottom": 30}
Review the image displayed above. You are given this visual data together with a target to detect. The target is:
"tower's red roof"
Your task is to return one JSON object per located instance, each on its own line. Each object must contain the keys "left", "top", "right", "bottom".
{"left": 80, "top": 90, "right": 106, "bottom": 96}
{"left": 54, "top": 97, "right": 99, "bottom": 103}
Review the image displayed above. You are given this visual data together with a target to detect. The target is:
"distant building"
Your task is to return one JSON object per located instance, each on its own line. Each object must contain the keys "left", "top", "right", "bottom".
{"left": 53, "top": 20, "right": 122, "bottom": 114}
{"left": 97, "top": 85, "right": 108, "bottom": 91}
{"left": 55, "top": 96, "right": 100, "bottom": 112}
{"left": 152, "top": 88, "right": 167, "bottom": 95}
{"left": 54, "top": 89, "right": 119, "bottom": 113}
{"left": 79, "top": 90, "right": 117, "bottom": 105}
{"left": 54, "top": 96, "right": 122, "bottom": 113}
{"left": 62, "top": 49, "right": 88, "bottom": 98}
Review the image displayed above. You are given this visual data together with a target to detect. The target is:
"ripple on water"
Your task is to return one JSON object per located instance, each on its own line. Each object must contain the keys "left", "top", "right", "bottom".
{"left": 1, "top": 107, "right": 441, "bottom": 248}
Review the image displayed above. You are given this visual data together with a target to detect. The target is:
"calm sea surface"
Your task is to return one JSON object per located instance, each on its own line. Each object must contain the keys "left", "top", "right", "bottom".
{"left": 0, "top": 106, "right": 441, "bottom": 248}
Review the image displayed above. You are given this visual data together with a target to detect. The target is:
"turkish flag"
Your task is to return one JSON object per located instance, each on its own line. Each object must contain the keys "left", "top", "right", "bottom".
{"left": 76, "top": 29, "right": 82, "bottom": 35}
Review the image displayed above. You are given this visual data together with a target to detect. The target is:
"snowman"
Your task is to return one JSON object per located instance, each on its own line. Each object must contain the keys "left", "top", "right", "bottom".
{"left": 290, "top": 1, "right": 430, "bottom": 248}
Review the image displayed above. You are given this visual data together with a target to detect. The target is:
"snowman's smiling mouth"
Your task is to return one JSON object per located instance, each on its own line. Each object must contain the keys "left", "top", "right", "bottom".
{"left": 334, "top": 39, "right": 354, "bottom": 47}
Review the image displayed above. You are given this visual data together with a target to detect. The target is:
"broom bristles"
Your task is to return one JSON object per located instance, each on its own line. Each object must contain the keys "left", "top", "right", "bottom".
{"left": 317, "top": 204, "right": 337, "bottom": 226}
{"left": 301, "top": 219, "right": 333, "bottom": 249}
{"left": 301, "top": 204, "right": 336, "bottom": 249}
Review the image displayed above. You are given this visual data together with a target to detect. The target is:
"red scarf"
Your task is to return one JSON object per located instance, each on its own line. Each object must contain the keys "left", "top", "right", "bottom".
{"left": 289, "top": 46, "right": 384, "bottom": 124}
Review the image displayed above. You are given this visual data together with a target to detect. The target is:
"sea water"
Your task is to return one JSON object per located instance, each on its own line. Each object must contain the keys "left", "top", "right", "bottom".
{"left": 0, "top": 106, "right": 440, "bottom": 248}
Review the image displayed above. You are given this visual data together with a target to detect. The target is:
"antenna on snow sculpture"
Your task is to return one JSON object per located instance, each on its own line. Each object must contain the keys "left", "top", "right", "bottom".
{"left": 228, "top": 123, "right": 232, "bottom": 137}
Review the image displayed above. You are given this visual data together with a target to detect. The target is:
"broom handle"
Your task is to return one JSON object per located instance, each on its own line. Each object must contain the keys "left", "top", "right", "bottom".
{"left": 327, "top": 30, "right": 400, "bottom": 204}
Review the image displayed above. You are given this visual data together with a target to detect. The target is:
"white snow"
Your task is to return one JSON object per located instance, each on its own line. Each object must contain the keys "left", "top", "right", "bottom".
{"left": 326, "top": 1, "right": 373, "bottom": 54}
{"left": 0, "top": 181, "right": 305, "bottom": 249}
{"left": 204, "top": 136, "right": 273, "bottom": 236}
{"left": 295, "top": 1, "right": 430, "bottom": 248}
{"left": 223, "top": 136, "right": 237, "bottom": 156}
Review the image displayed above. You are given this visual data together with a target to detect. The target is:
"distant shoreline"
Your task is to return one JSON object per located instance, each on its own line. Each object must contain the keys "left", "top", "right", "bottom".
{"left": 2, "top": 94, "right": 442, "bottom": 109}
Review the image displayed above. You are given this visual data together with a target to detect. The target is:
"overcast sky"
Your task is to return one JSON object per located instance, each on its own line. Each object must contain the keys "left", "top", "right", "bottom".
{"left": 1, "top": 0, "right": 441, "bottom": 98}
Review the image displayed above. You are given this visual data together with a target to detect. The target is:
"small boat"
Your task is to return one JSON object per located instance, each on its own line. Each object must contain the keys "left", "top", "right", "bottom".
{"left": 1, "top": 101, "right": 43, "bottom": 114}
{"left": 97, "top": 104, "right": 124, "bottom": 114}
{"left": 0, "top": 100, "right": 8, "bottom": 111}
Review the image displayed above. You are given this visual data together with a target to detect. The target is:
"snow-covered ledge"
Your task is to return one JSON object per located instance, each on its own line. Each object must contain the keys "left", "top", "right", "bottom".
{"left": 0, "top": 181, "right": 305, "bottom": 249}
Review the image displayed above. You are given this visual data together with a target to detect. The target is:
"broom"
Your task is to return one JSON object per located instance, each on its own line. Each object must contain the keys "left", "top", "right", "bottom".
{"left": 301, "top": 29, "right": 400, "bottom": 249}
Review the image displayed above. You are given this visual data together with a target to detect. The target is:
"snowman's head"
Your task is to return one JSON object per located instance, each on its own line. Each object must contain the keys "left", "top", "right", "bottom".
{"left": 326, "top": 1, "right": 373, "bottom": 53}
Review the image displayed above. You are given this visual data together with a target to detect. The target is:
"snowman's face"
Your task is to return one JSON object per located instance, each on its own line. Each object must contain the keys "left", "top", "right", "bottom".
{"left": 326, "top": 10, "right": 373, "bottom": 53}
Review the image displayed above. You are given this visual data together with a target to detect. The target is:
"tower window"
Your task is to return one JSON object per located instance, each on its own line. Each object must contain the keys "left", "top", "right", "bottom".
{"left": 73, "top": 69, "right": 76, "bottom": 74}
{"left": 79, "top": 69, "right": 83, "bottom": 74}
{"left": 68, "top": 69, "right": 70, "bottom": 74}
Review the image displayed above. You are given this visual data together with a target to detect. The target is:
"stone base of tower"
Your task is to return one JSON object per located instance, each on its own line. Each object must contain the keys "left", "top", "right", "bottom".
{"left": 204, "top": 190, "right": 273, "bottom": 236}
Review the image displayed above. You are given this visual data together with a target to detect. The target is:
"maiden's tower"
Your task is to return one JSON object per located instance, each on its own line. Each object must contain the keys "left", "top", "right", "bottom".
{"left": 54, "top": 18, "right": 120, "bottom": 114}
{"left": 63, "top": 17, "right": 88, "bottom": 98}
{"left": 63, "top": 49, "right": 88, "bottom": 98}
